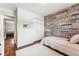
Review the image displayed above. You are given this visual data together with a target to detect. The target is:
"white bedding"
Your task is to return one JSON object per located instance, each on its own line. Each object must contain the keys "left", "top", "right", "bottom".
{"left": 41, "top": 36, "right": 79, "bottom": 56}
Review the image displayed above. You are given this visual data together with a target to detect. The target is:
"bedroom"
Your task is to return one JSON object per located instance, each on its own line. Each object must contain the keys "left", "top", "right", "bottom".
{"left": 0, "top": 3, "right": 79, "bottom": 56}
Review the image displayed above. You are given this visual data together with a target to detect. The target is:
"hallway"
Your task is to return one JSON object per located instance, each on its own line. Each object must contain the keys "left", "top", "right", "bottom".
{"left": 4, "top": 37, "right": 16, "bottom": 56}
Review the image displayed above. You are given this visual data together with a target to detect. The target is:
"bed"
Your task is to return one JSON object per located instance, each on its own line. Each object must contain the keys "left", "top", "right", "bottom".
{"left": 41, "top": 36, "right": 79, "bottom": 56}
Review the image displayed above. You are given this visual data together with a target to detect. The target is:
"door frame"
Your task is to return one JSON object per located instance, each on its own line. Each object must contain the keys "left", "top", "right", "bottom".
{"left": 3, "top": 15, "right": 16, "bottom": 56}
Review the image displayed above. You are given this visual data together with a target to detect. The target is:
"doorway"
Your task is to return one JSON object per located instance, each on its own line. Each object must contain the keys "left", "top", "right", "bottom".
{"left": 4, "top": 16, "right": 16, "bottom": 56}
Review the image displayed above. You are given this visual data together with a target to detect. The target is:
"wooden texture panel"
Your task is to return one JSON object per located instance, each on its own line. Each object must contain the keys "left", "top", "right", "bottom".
{"left": 45, "top": 4, "right": 79, "bottom": 37}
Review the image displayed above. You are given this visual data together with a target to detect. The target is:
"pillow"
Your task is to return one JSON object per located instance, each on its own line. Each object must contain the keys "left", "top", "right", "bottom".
{"left": 70, "top": 34, "right": 79, "bottom": 44}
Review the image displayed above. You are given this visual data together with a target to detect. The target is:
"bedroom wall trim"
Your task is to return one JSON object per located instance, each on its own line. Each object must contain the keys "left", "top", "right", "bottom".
{"left": 16, "top": 40, "right": 41, "bottom": 50}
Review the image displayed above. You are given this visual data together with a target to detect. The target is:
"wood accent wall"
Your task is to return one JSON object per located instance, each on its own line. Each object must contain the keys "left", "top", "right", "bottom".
{"left": 45, "top": 4, "right": 79, "bottom": 37}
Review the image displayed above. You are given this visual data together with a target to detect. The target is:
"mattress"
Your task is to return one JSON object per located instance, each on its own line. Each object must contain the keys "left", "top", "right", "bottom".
{"left": 41, "top": 36, "right": 79, "bottom": 56}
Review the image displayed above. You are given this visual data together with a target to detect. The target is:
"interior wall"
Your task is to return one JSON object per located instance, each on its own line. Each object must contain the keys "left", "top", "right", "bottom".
{"left": 0, "top": 8, "right": 15, "bottom": 17}
{"left": 0, "top": 15, "right": 4, "bottom": 56}
{"left": 17, "top": 8, "right": 44, "bottom": 47}
{"left": 5, "top": 20, "right": 14, "bottom": 33}
{"left": 45, "top": 4, "right": 79, "bottom": 37}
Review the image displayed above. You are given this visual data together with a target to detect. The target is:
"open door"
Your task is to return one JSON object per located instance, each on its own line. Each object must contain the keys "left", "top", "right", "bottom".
{"left": 4, "top": 16, "right": 16, "bottom": 56}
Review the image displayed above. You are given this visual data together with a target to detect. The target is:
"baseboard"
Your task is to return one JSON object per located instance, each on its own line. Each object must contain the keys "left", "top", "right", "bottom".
{"left": 17, "top": 40, "right": 41, "bottom": 50}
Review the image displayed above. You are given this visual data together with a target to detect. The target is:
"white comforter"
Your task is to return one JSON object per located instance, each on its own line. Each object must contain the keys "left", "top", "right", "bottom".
{"left": 41, "top": 36, "right": 79, "bottom": 56}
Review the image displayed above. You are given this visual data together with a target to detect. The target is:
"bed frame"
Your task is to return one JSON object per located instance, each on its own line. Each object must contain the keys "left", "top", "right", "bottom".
{"left": 43, "top": 44, "right": 68, "bottom": 56}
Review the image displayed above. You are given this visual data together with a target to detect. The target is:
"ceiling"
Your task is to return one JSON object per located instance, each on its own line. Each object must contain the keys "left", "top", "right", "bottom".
{"left": 0, "top": 3, "right": 76, "bottom": 16}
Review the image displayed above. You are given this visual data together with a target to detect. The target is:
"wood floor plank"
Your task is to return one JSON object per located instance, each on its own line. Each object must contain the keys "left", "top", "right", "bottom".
{"left": 4, "top": 37, "right": 16, "bottom": 56}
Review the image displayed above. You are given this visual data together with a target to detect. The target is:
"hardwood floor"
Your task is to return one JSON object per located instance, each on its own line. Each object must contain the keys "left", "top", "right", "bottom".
{"left": 4, "top": 37, "right": 16, "bottom": 56}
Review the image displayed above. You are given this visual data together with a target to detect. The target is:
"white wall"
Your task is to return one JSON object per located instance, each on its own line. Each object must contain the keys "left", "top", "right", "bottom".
{"left": 0, "top": 15, "right": 4, "bottom": 56}
{"left": 0, "top": 8, "right": 15, "bottom": 17}
{"left": 17, "top": 8, "right": 44, "bottom": 47}
{"left": 6, "top": 21, "right": 14, "bottom": 33}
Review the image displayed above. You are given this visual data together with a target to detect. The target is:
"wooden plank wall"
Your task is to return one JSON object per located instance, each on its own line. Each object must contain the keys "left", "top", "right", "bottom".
{"left": 44, "top": 4, "right": 79, "bottom": 37}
